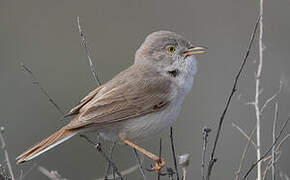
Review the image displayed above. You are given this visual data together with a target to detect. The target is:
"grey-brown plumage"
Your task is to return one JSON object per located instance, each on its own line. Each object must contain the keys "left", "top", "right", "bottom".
{"left": 17, "top": 30, "right": 206, "bottom": 164}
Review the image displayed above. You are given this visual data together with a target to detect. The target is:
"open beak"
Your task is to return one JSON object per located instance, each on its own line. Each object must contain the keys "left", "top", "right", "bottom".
{"left": 183, "top": 46, "right": 207, "bottom": 57}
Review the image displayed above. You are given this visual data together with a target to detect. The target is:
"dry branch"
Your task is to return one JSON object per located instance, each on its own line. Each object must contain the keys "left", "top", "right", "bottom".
{"left": 256, "top": 1, "right": 264, "bottom": 179}
{"left": 133, "top": 148, "right": 146, "bottom": 180}
{"left": 201, "top": 127, "right": 211, "bottom": 180}
{"left": 234, "top": 126, "right": 256, "bottom": 180}
{"left": 242, "top": 115, "right": 290, "bottom": 180}
{"left": 21, "top": 62, "right": 64, "bottom": 116}
{"left": 79, "top": 135, "right": 123, "bottom": 180}
{"left": 206, "top": 16, "right": 260, "bottom": 180}
{"left": 170, "top": 127, "right": 180, "bottom": 180}
{"left": 76, "top": 16, "right": 101, "bottom": 86}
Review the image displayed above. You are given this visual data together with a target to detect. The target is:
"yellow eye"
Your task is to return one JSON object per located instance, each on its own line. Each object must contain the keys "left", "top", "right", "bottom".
{"left": 168, "top": 46, "right": 176, "bottom": 53}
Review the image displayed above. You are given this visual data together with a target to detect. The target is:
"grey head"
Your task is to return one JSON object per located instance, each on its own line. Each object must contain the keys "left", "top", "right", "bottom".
{"left": 134, "top": 31, "right": 207, "bottom": 77}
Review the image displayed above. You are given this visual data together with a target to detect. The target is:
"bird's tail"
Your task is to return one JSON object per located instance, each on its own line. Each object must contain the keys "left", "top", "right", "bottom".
{"left": 16, "top": 127, "right": 78, "bottom": 164}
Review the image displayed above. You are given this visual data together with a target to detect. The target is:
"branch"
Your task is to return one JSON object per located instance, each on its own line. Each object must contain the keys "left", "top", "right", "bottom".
{"left": 104, "top": 142, "right": 116, "bottom": 180}
{"left": 255, "top": 1, "right": 264, "bottom": 179}
{"left": 235, "top": 126, "right": 256, "bottom": 180}
{"left": 242, "top": 115, "right": 290, "bottom": 180}
{"left": 133, "top": 148, "right": 146, "bottom": 180}
{"left": 79, "top": 135, "right": 123, "bottom": 180}
{"left": 0, "top": 127, "right": 15, "bottom": 180}
{"left": 232, "top": 123, "right": 257, "bottom": 149}
{"left": 170, "top": 127, "right": 180, "bottom": 180}
{"left": 260, "top": 82, "right": 283, "bottom": 113}
{"left": 20, "top": 62, "right": 65, "bottom": 116}
{"left": 206, "top": 16, "right": 260, "bottom": 180}
{"left": 271, "top": 102, "right": 278, "bottom": 180}
{"left": 201, "top": 127, "right": 211, "bottom": 180}
{"left": 76, "top": 16, "right": 101, "bottom": 86}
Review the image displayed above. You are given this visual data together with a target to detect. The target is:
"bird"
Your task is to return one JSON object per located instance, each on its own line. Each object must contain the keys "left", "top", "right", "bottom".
{"left": 16, "top": 30, "right": 207, "bottom": 171}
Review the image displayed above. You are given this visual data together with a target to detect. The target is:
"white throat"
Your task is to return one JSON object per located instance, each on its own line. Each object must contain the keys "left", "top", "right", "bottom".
{"left": 174, "top": 55, "right": 198, "bottom": 96}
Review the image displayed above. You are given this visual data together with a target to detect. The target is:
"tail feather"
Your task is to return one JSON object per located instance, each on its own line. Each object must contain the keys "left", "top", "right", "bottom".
{"left": 17, "top": 128, "right": 77, "bottom": 164}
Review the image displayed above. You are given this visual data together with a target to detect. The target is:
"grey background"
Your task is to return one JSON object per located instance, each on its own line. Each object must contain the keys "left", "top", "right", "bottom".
{"left": 1, "top": 0, "right": 290, "bottom": 179}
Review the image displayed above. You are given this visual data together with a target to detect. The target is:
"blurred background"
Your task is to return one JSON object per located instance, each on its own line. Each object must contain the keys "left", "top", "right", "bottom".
{"left": 1, "top": 0, "right": 290, "bottom": 179}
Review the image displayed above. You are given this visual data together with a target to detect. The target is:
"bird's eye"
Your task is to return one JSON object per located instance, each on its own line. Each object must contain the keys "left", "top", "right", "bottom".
{"left": 167, "top": 46, "right": 176, "bottom": 53}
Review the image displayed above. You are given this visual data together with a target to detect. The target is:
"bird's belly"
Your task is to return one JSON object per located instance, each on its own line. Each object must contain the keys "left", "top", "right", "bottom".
{"left": 99, "top": 97, "right": 183, "bottom": 142}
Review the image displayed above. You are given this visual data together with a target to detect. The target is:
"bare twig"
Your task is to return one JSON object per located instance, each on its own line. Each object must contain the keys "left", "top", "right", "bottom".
{"left": 133, "top": 148, "right": 146, "bottom": 180}
{"left": 235, "top": 126, "right": 256, "bottom": 180}
{"left": 242, "top": 115, "right": 290, "bottom": 180}
{"left": 170, "top": 126, "right": 180, "bottom": 180}
{"left": 76, "top": 16, "right": 101, "bottom": 86}
{"left": 206, "top": 16, "right": 260, "bottom": 180}
{"left": 0, "top": 127, "right": 15, "bottom": 180}
{"left": 80, "top": 135, "right": 123, "bottom": 180}
{"left": 104, "top": 142, "right": 116, "bottom": 180}
{"left": 271, "top": 102, "right": 278, "bottom": 180}
{"left": 262, "top": 133, "right": 290, "bottom": 180}
{"left": 201, "top": 127, "right": 211, "bottom": 180}
{"left": 275, "top": 134, "right": 290, "bottom": 151}
{"left": 21, "top": 62, "right": 64, "bottom": 116}
{"left": 255, "top": 1, "right": 264, "bottom": 179}
{"left": 38, "top": 166, "right": 67, "bottom": 180}
{"left": 260, "top": 82, "right": 283, "bottom": 113}
{"left": 232, "top": 123, "right": 257, "bottom": 148}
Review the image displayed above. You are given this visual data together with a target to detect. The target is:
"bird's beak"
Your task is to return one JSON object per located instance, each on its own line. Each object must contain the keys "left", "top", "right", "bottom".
{"left": 183, "top": 46, "right": 207, "bottom": 57}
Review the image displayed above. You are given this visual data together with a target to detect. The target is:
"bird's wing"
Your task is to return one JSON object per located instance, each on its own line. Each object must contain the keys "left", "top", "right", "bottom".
{"left": 65, "top": 75, "right": 173, "bottom": 130}
{"left": 64, "top": 85, "right": 104, "bottom": 117}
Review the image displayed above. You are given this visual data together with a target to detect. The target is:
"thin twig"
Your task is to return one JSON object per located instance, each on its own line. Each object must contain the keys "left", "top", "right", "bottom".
{"left": 261, "top": 134, "right": 290, "bottom": 180}
{"left": 21, "top": 62, "right": 64, "bottom": 116}
{"left": 260, "top": 82, "right": 283, "bottom": 113}
{"left": 235, "top": 126, "right": 256, "bottom": 180}
{"left": 104, "top": 142, "right": 116, "bottom": 180}
{"left": 133, "top": 148, "right": 146, "bottom": 180}
{"left": 170, "top": 126, "right": 180, "bottom": 180}
{"left": 275, "top": 134, "right": 290, "bottom": 151}
{"left": 242, "top": 115, "right": 290, "bottom": 180}
{"left": 232, "top": 123, "right": 257, "bottom": 148}
{"left": 272, "top": 102, "right": 278, "bottom": 180}
{"left": 201, "top": 127, "right": 211, "bottom": 180}
{"left": 0, "top": 127, "right": 15, "bottom": 180}
{"left": 80, "top": 135, "right": 123, "bottom": 180}
{"left": 76, "top": 16, "right": 101, "bottom": 86}
{"left": 206, "top": 16, "right": 260, "bottom": 180}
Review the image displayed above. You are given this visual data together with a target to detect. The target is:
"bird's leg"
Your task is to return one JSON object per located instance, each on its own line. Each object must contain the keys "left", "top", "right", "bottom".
{"left": 121, "top": 138, "right": 165, "bottom": 172}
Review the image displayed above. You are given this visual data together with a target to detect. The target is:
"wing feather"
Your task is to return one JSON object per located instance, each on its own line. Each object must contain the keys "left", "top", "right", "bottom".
{"left": 66, "top": 74, "right": 172, "bottom": 130}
